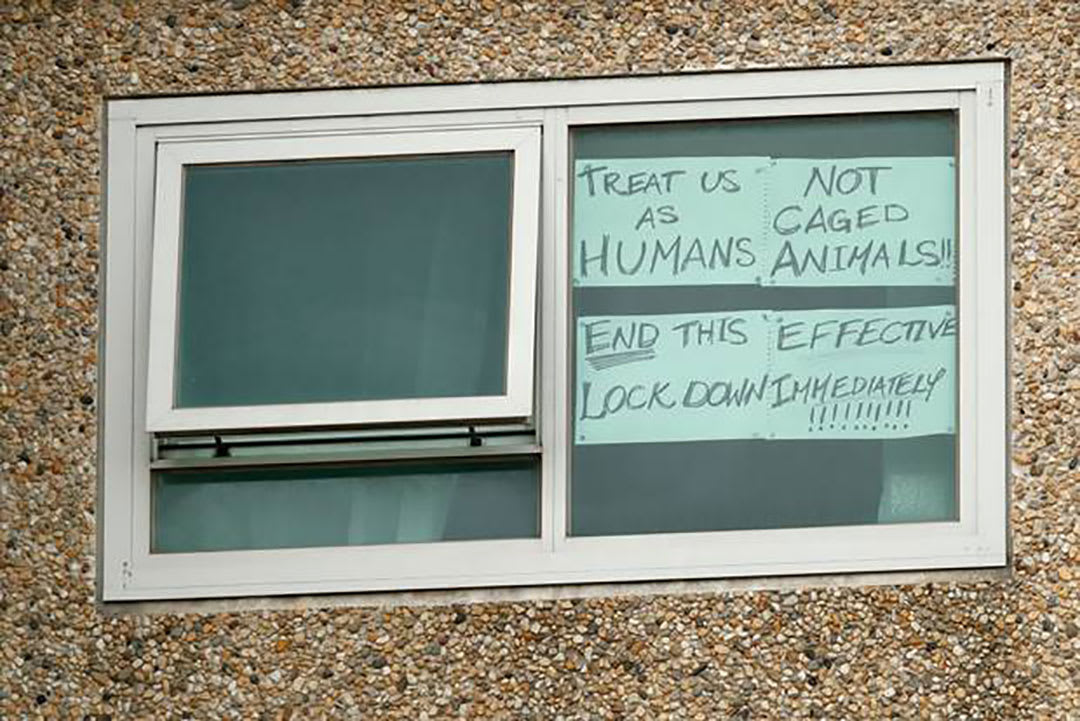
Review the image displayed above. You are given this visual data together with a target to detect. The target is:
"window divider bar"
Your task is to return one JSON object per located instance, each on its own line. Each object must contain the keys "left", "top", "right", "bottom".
{"left": 155, "top": 424, "right": 535, "bottom": 450}
{"left": 149, "top": 443, "right": 541, "bottom": 472}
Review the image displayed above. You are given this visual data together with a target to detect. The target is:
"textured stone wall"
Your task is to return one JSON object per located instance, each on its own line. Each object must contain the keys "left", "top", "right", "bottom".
{"left": 2, "top": 0, "right": 1077, "bottom": 717}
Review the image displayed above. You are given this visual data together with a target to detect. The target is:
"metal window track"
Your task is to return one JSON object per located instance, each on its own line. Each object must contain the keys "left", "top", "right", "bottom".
{"left": 150, "top": 443, "right": 541, "bottom": 472}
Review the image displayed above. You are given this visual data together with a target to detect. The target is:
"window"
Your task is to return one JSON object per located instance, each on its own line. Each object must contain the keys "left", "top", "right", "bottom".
{"left": 146, "top": 128, "right": 540, "bottom": 431}
{"left": 571, "top": 113, "right": 960, "bottom": 534}
{"left": 101, "top": 63, "right": 1008, "bottom": 600}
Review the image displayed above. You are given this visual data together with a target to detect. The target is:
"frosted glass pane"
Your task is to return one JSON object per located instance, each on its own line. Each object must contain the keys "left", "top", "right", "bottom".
{"left": 175, "top": 152, "right": 512, "bottom": 408}
{"left": 570, "top": 112, "right": 958, "bottom": 536}
{"left": 152, "top": 459, "right": 539, "bottom": 553}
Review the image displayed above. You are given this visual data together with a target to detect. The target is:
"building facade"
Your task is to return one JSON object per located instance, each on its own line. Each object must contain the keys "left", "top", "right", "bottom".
{"left": 2, "top": 1, "right": 1077, "bottom": 717}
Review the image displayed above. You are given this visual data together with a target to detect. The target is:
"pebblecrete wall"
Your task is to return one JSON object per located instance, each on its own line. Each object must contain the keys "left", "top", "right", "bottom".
{"left": 2, "top": 1, "right": 1079, "bottom": 717}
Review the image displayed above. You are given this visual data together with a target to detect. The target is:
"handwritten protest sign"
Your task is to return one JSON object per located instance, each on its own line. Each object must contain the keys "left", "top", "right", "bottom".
{"left": 574, "top": 158, "right": 769, "bottom": 287}
{"left": 573, "top": 156, "right": 955, "bottom": 287}
{"left": 575, "top": 304, "right": 956, "bottom": 445}
{"left": 766, "top": 159, "right": 955, "bottom": 286}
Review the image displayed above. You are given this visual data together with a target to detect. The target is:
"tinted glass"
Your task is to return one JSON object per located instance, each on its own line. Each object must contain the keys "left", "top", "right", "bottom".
{"left": 153, "top": 458, "right": 539, "bottom": 552}
{"left": 176, "top": 152, "right": 512, "bottom": 408}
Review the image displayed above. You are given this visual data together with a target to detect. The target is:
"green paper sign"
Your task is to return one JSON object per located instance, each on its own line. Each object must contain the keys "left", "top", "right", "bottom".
{"left": 574, "top": 157, "right": 770, "bottom": 287}
{"left": 573, "top": 156, "right": 955, "bottom": 287}
{"left": 575, "top": 305, "right": 956, "bottom": 444}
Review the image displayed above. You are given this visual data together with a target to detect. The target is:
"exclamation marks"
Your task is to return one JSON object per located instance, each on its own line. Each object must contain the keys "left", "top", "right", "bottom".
{"left": 852, "top": 401, "right": 880, "bottom": 431}
{"left": 809, "top": 404, "right": 824, "bottom": 431}
{"left": 848, "top": 401, "right": 884, "bottom": 431}
{"left": 898, "top": 398, "right": 912, "bottom": 430}
{"left": 880, "top": 399, "right": 913, "bottom": 431}
{"left": 807, "top": 399, "right": 915, "bottom": 434}
{"left": 807, "top": 402, "right": 857, "bottom": 432}
{"left": 941, "top": 236, "right": 955, "bottom": 283}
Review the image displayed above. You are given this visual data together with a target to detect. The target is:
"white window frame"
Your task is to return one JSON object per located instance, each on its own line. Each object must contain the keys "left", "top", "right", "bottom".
{"left": 101, "top": 62, "right": 1008, "bottom": 601}
{"left": 146, "top": 127, "right": 541, "bottom": 432}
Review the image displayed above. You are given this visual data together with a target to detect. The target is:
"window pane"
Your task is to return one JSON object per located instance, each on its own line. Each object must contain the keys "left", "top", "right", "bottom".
{"left": 570, "top": 112, "right": 957, "bottom": 535}
{"left": 152, "top": 458, "right": 539, "bottom": 552}
{"left": 176, "top": 152, "right": 512, "bottom": 408}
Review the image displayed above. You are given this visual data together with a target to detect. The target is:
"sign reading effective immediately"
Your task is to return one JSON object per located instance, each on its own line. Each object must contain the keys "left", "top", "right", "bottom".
{"left": 575, "top": 305, "right": 956, "bottom": 445}
{"left": 573, "top": 156, "right": 955, "bottom": 287}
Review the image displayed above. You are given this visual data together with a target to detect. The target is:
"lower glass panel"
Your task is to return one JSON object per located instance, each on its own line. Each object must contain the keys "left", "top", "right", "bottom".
{"left": 152, "top": 458, "right": 538, "bottom": 553}
{"left": 572, "top": 436, "right": 955, "bottom": 535}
